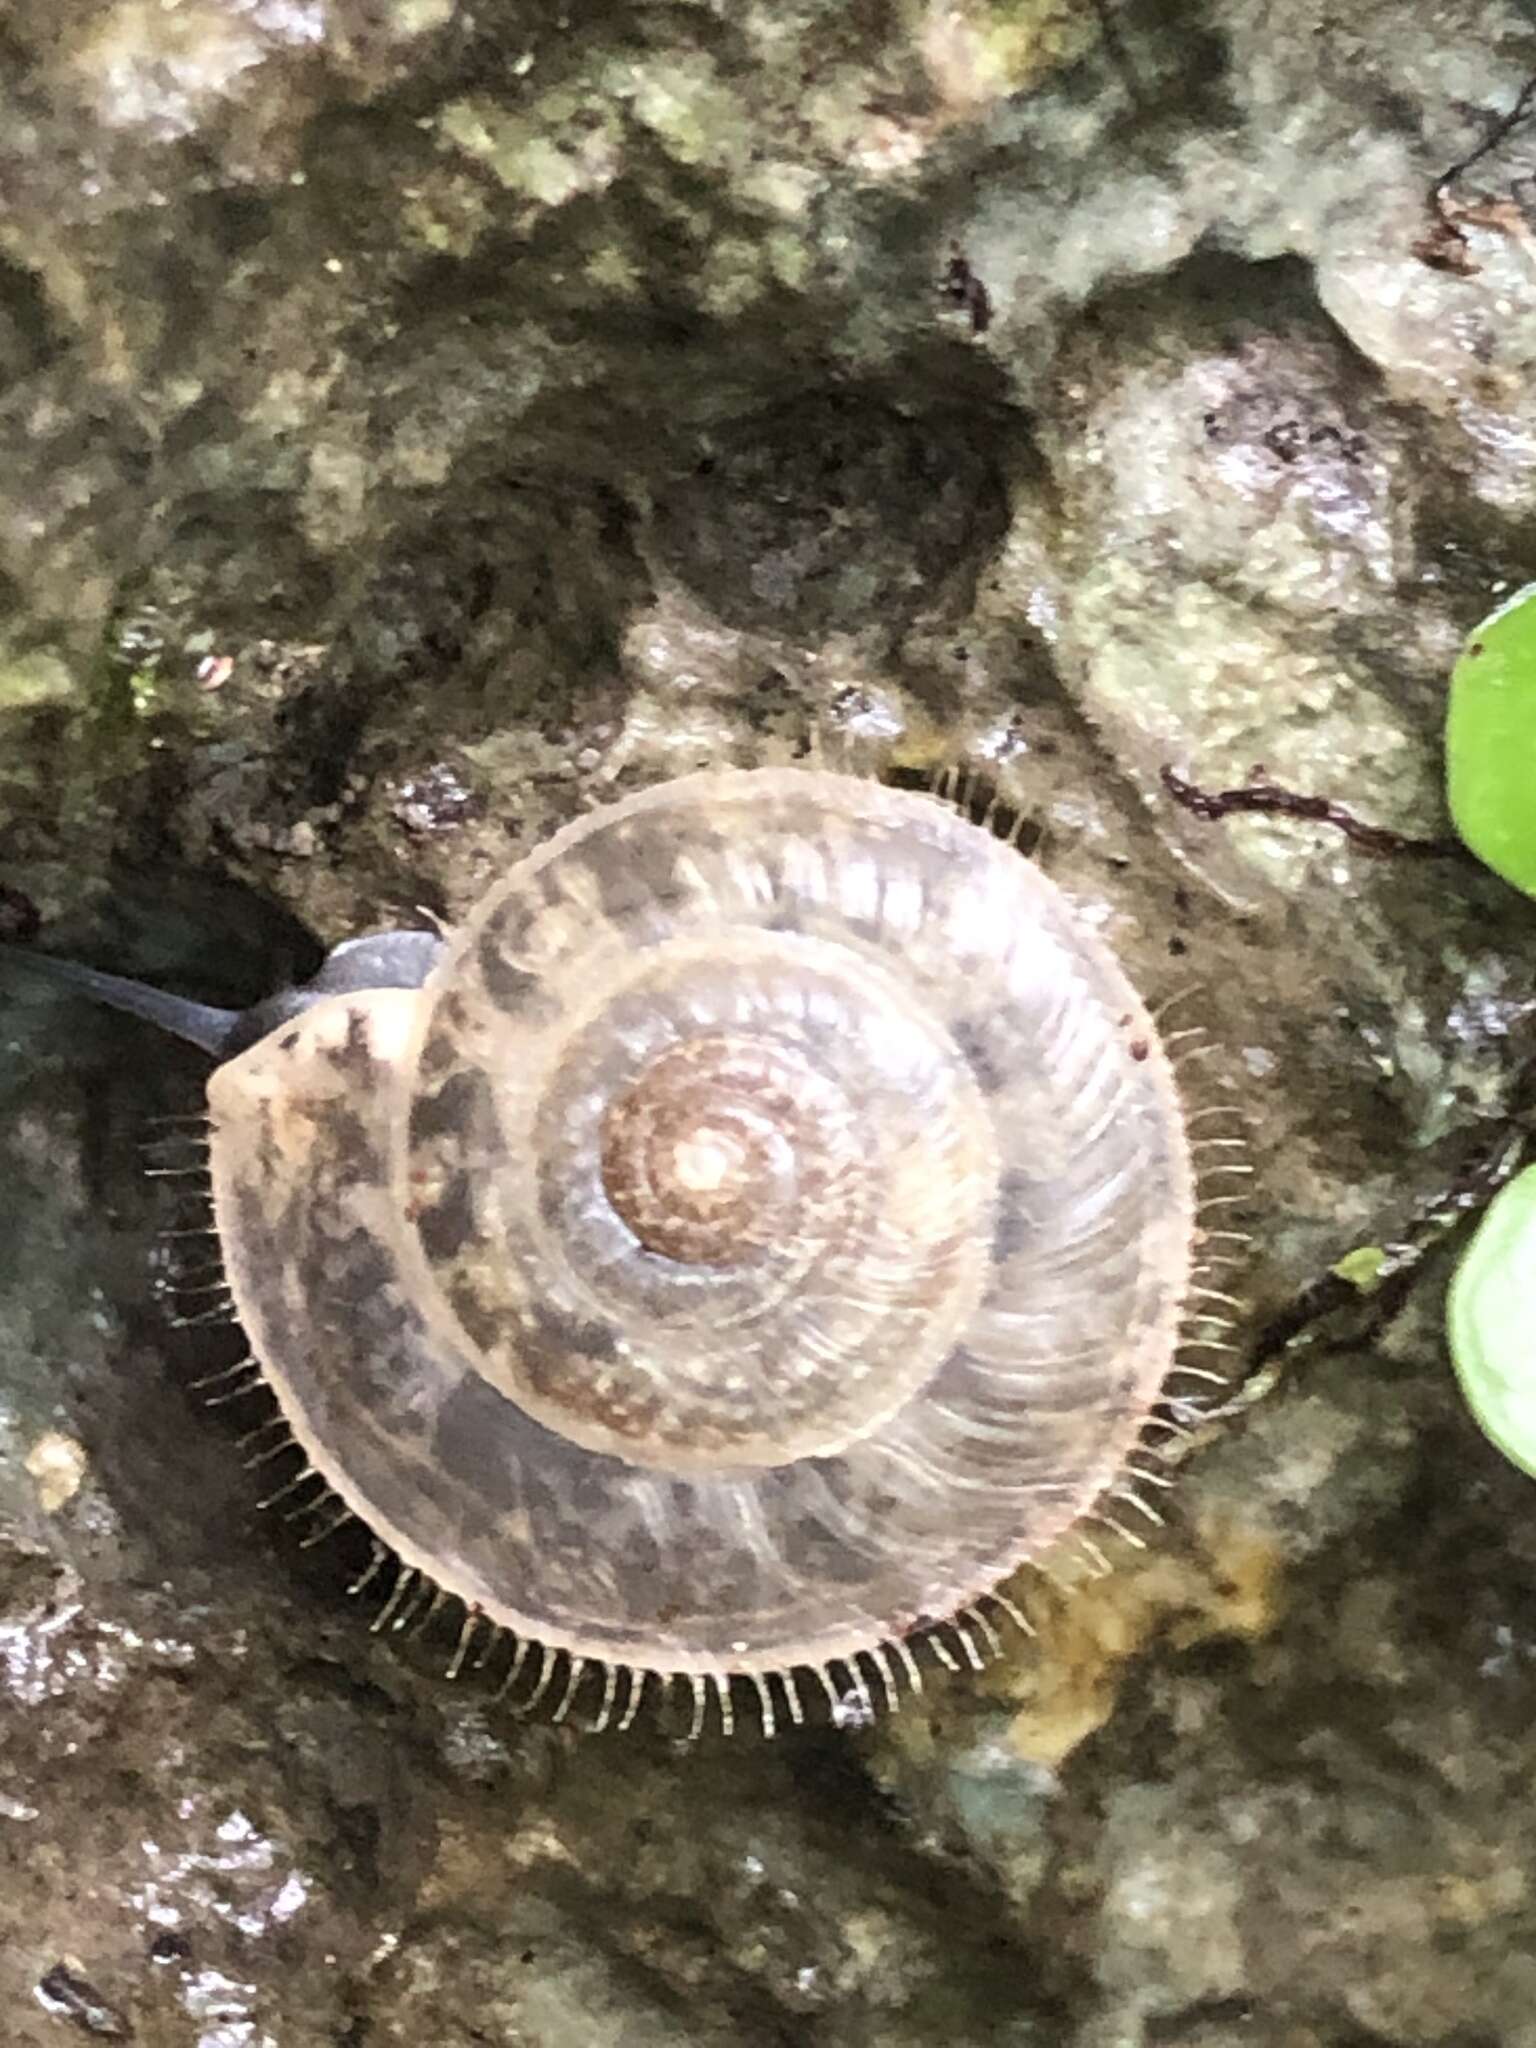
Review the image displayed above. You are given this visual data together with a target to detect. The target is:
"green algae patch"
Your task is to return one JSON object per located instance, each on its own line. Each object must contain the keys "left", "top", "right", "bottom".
{"left": 1332, "top": 1244, "right": 1387, "bottom": 1293}
{"left": 1448, "top": 1163, "right": 1536, "bottom": 1480}
{"left": 1445, "top": 583, "right": 1536, "bottom": 897}
{"left": 0, "top": 648, "right": 79, "bottom": 710}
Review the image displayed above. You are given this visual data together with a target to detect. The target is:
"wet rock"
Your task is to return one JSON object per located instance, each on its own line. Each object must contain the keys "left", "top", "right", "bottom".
{"left": 2, "top": 0, "right": 1536, "bottom": 2043}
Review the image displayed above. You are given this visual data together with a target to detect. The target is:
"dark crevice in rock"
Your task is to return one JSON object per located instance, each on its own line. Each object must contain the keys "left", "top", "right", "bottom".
{"left": 649, "top": 389, "right": 1014, "bottom": 642}
{"left": 1073, "top": 247, "right": 1367, "bottom": 370}
{"left": 0, "top": 253, "right": 62, "bottom": 389}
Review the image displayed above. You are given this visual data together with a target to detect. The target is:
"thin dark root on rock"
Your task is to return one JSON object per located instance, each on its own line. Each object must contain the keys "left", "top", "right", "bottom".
{"left": 1160, "top": 1115, "right": 1535, "bottom": 1463}
{"left": 1160, "top": 765, "right": 1460, "bottom": 859}
{"left": 1434, "top": 70, "right": 1536, "bottom": 198}
{"left": 1414, "top": 70, "right": 1536, "bottom": 273}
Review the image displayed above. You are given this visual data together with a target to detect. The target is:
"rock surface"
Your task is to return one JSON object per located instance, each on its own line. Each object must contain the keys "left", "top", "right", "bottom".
{"left": 3, "top": 1, "right": 1536, "bottom": 2043}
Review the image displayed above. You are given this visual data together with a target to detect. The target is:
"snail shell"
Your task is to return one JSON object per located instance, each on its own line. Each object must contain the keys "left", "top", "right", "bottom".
{"left": 207, "top": 767, "right": 1197, "bottom": 1719}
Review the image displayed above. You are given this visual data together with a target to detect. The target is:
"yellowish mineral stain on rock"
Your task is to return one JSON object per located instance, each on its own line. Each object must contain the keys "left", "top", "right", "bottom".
{"left": 24, "top": 1430, "right": 89, "bottom": 1514}
{"left": 992, "top": 1518, "right": 1283, "bottom": 1768}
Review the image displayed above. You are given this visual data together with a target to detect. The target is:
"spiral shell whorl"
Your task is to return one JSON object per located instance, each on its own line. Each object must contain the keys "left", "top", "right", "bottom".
{"left": 210, "top": 768, "right": 1195, "bottom": 1685}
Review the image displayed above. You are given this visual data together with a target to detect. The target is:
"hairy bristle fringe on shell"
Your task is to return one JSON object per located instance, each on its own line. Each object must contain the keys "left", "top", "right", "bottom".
{"left": 853, "top": 1650, "right": 888, "bottom": 1719}
{"left": 946, "top": 1622, "right": 978, "bottom": 1671}
{"left": 190, "top": 1355, "right": 255, "bottom": 1394}
{"left": 1027, "top": 1549, "right": 1074, "bottom": 1596}
{"left": 618, "top": 1667, "right": 648, "bottom": 1733}
{"left": 958, "top": 1586, "right": 1032, "bottom": 1648}
{"left": 1087, "top": 1508, "right": 1149, "bottom": 1551}
{"left": 258, "top": 1465, "right": 324, "bottom": 1513}
{"left": 683, "top": 1673, "right": 708, "bottom": 1741}
{"left": 160, "top": 1260, "right": 230, "bottom": 1287}
{"left": 750, "top": 1670, "right": 778, "bottom": 1738}
{"left": 552, "top": 1655, "right": 587, "bottom": 1725}
{"left": 296, "top": 1501, "right": 355, "bottom": 1551}
{"left": 1186, "top": 1103, "right": 1255, "bottom": 1127}
{"left": 1133, "top": 1422, "right": 1192, "bottom": 1459}
{"left": 406, "top": 1586, "right": 448, "bottom": 1639}
{"left": 515, "top": 1644, "right": 558, "bottom": 1718}
{"left": 812, "top": 1662, "right": 843, "bottom": 1714}
{"left": 391, "top": 1577, "right": 435, "bottom": 1634}
{"left": 835, "top": 1659, "right": 876, "bottom": 1725}
{"left": 1153, "top": 985, "right": 1206, "bottom": 1024}
{"left": 1191, "top": 1250, "right": 1248, "bottom": 1283}
{"left": 711, "top": 1671, "right": 735, "bottom": 1737}
{"left": 1179, "top": 1324, "right": 1241, "bottom": 1348}
{"left": 445, "top": 1610, "right": 481, "bottom": 1682}
{"left": 244, "top": 1430, "right": 296, "bottom": 1471}
{"left": 1162, "top": 1095, "right": 1252, "bottom": 1447}
{"left": 951, "top": 1616, "right": 989, "bottom": 1671}
{"left": 1188, "top": 1285, "right": 1245, "bottom": 1310}
{"left": 924, "top": 1631, "right": 961, "bottom": 1673}
{"left": 778, "top": 1667, "right": 806, "bottom": 1726}
{"left": 371, "top": 1566, "right": 419, "bottom": 1634}
{"left": 892, "top": 1634, "right": 925, "bottom": 1692}
{"left": 962, "top": 1604, "right": 1005, "bottom": 1660}
{"left": 591, "top": 1661, "right": 620, "bottom": 1734}
{"left": 348, "top": 1543, "right": 389, "bottom": 1599}
{"left": 492, "top": 1638, "right": 531, "bottom": 1702}
{"left": 278, "top": 1477, "right": 332, "bottom": 1525}
{"left": 1171, "top": 1042, "right": 1222, "bottom": 1071}
{"left": 1109, "top": 1483, "right": 1165, "bottom": 1528}
{"left": 1171, "top": 1368, "right": 1236, "bottom": 1400}
{"left": 1074, "top": 1533, "right": 1116, "bottom": 1580}
{"left": 1127, "top": 1458, "right": 1177, "bottom": 1489}
{"left": 1189, "top": 1297, "right": 1245, "bottom": 1332}
{"left": 1161, "top": 1397, "right": 1218, "bottom": 1436}
{"left": 867, "top": 1643, "right": 902, "bottom": 1713}
{"left": 170, "top": 1303, "right": 239, "bottom": 1331}
{"left": 238, "top": 1414, "right": 289, "bottom": 1452}
{"left": 918, "top": 759, "right": 1041, "bottom": 857}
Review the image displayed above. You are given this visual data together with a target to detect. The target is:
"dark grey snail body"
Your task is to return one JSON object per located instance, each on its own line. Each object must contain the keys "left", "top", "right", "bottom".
{"left": 1, "top": 767, "right": 1213, "bottom": 1734}
{"left": 1, "top": 928, "right": 446, "bottom": 1057}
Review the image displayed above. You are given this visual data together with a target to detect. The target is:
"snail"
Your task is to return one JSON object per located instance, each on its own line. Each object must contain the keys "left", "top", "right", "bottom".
{"left": 0, "top": 766, "right": 1243, "bottom": 1736}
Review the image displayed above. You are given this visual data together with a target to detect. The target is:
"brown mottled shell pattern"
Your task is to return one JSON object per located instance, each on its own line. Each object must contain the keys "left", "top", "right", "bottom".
{"left": 208, "top": 768, "right": 1198, "bottom": 1711}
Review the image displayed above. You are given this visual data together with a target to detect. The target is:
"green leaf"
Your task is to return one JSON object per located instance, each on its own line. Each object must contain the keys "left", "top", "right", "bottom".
{"left": 1447, "top": 1162, "right": 1536, "bottom": 1478}
{"left": 1445, "top": 582, "right": 1536, "bottom": 897}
